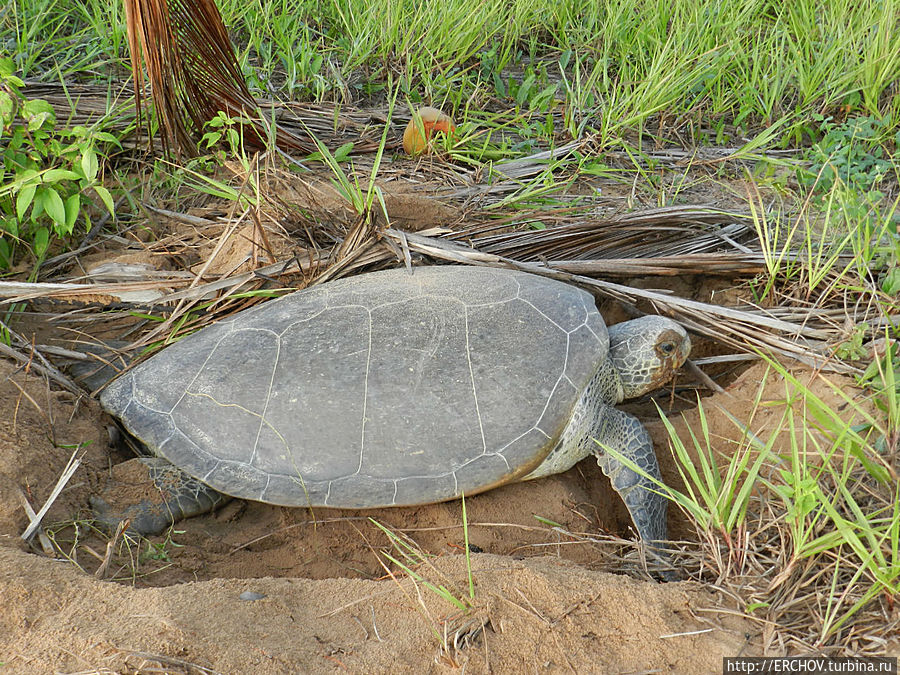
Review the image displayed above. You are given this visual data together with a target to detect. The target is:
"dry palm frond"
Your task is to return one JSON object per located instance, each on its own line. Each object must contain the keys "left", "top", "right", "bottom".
{"left": 376, "top": 228, "right": 860, "bottom": 374}
{"left": 489, "top": 138, "right": 590, "bottom": 179}
{"left": 457, "top": 205, "right": 762, "bottom": 261}
{"left": 0, "top": 279, "right": 194, "bottom": 304}
{"left": 541, "top": 254, "right": 767, "bottom": 276}
{"left": 124, "top": 0, "right": 314, "bottom": 155}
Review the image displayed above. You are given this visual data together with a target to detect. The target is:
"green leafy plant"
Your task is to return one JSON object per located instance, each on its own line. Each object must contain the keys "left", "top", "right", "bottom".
{"left": 835, "top": 322, "right": 870, "bottom": 361}
{"left": 800, "top": 115, "right": 895, "bottom": 195}
{"left": 0, "top": 57, "right": 119, "bottom": 271}
{"left": 200, "top": 111, "right": 253, "bottom": 158}
{"left": 139, "top": 528, "right": 185, "bottom": 563}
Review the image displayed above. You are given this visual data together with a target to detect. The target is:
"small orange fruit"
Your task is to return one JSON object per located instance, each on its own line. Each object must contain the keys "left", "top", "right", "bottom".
{"left": 402, "top": 106, "right": 455, "bottom": 156}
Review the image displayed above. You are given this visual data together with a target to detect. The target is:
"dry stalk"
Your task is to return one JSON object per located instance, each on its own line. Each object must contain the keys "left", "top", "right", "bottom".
{"left": 21, "top": 447, "right": 84, "bottom": 541}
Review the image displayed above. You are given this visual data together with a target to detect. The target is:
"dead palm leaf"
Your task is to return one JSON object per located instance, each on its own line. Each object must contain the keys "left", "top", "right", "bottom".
{"left": 124, "top": 0, "right": 315, "bottom": 156}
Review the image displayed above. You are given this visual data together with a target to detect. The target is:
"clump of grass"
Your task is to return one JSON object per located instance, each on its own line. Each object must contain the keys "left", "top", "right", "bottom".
{"left": 370, "top": 507, "right": 475, "bottom": 614}
{"left": 659, "top": 355, "right": 899, "bottom": 652}
{"left": 747, "top": 172, "right": 898, "bottom": 312}
{"left": 363, "top": 494, "right": 477, "bottom": 663}
{"left": 369, "top": 510, "right": 477, "bottom": 665}
{"left": 656, "top": 392, "right": 774, "bottom": 579}
{"left": 42, "top": 517, "right": 183, "bottom": 583}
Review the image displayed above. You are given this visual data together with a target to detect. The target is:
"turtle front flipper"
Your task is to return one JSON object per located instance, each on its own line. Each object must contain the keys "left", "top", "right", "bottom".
{"left": 591, "top": 406, "right": 676, "bottom": 580}
{"left": 90, "top": 457, "right": 231, "bottom": 536}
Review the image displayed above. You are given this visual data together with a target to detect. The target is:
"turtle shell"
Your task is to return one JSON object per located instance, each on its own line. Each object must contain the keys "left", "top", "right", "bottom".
{"left": 100, "top": 266, "right": 610, "bottom": 508}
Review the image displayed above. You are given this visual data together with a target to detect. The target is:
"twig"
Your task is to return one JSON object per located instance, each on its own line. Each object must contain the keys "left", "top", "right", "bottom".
{"left": 118, "top": 650, "right": 224, "bottom": 675}
{"left": 659, "top": 628, "right": 715, "bottom": 639}
{"left": 16, "top": 489, "right": 54, "bottom": 555}
{"left": 684, "top": 359, "right": 729, "bottom": 395}
{"left": 21, "top": 447, "right": 83, "bottom": 541}
{"left": 0, "top": 341, "right": 83, "bottom": 395}
{"left": 95, "top": 519, "right": 128, "bottom": 579}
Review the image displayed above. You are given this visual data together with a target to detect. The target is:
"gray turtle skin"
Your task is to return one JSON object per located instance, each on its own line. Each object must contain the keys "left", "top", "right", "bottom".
{"left": 95, "top": 265, "right": 689, "bottom": 566}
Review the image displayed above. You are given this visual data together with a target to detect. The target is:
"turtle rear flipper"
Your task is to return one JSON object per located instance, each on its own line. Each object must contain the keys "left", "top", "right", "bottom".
{"left": 91, "top": 457, "right": 230, "bottom": 536}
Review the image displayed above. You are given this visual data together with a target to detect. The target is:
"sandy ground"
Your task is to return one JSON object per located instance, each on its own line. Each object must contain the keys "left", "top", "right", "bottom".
{"left": 2, "top": 349, "right": 873, "bottom": 674}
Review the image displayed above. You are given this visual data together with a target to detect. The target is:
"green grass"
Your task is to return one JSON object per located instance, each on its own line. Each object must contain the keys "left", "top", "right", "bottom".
{"left": 598, "top": 338, "right": 899, "bottom": 648}
{"left": 653, "top": 354, "right": 899, "bottom": 647}
{"left": 6, "top": 0, "right": 900, "bottom": 147}
{"left": 748, "top": 183, "right": 899, "bottom": 304}
{"left": 369, "top": 514, "right": 475, "bottom": 660}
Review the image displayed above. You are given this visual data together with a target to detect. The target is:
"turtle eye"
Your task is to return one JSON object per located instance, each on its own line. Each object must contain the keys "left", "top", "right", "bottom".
{"left": 658, "top": 341, "right": 676, "bottom": 355}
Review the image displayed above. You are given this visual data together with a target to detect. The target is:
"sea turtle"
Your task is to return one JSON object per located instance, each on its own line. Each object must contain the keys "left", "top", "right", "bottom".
{"left": 90, "top": 265, "right": 690, "bottom": 569}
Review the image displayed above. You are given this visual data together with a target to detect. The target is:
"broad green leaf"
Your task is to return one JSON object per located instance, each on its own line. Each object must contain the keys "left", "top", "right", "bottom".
{"left": 0, "top": 56, "right": 14, "bottom": 78}
{"left": 93, "top": 185, "right": 115, "bottom": 216}
{"left": 16, "top": 184, "right": 36, "bottom": 220}
{"left": 201, "top": 131, "right": 222, "bottom": 148}
{"left": 42, "top": 168, "right": 81, "bottom": 183}
{"left": 26, "top": 111, "right": 53, "bottom": 132}
{"left": 33, "top": 226, "right": 49, "bottom": 258}
{"left": 1, "top": 214, "right": 17, "bottom": 237}
{"left": 93, "top": 132, "right": 122, "bottom": 147}
{"left": 23, "top": 99, "right": 54, "bottom": 117}
{"left": 31, "top": 189, "right": 45, "bottom": 220}
{"left": 333, "top": 142, "right": 355, "bottom": 162}
{"left": 882, "top": 267, "right": 900, "bottom": 296}
{"left": 64, "top": 193, "right": 80, "bottom": 231}
{"left": 0, "top": 91, "right": 13, "bottom": 125}
{"left": 42, "top": 187, "right": 66, "bottom": 227}
{"left": 23, "top": 99, "right": 55, "bottom": 131}
{"left": 516, "top": 72, "right": 535, "bottom": 106}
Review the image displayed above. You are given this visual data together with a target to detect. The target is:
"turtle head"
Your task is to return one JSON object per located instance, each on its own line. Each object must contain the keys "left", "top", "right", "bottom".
{"left": 607, "top": 316, "right": 690, "bottom": 400}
